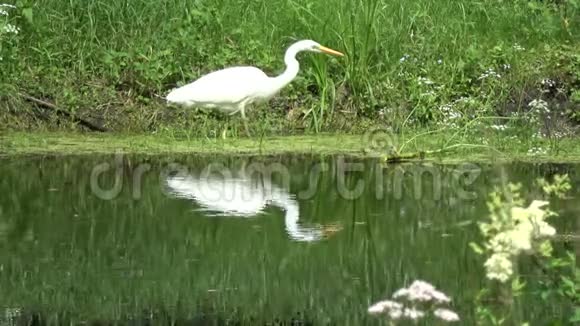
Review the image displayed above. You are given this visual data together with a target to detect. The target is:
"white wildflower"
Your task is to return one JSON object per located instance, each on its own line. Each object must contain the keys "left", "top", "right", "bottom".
{"left": 488, "top": 232, "right": 513, "bottom": 253}
{"left": 430, "top": 289, "right": 451, "bottom": 303}
{"left": 482, "top": 199, "right": 556, "bottom": 282}
{"left": 2, "top": 23, "right": 19, "bottom": 34}
{"left": 437, "top": 104, "right": 462, "bottom": 129}
{"left": 392, "top": 288, "right": 409, "bottom": 299}
{"left": 434, "top": 308, "right": 460, "bottom": 322}
{"left": 400, "top": 54, "right": 410, "bottom": 62}
{"left": 484, "top": 253, "right": 513, "bottom": 282}
{"left": 388, "top": 307, "right": 403, "bottom": 320}
{"left": 502, "top": 63, "right": 511, "bottom": 70}
{"left": 407, "top": 280, "right": 436, "bottom": 301}
{"left": 478, "top": 68, "right": 501, "bottom": 80}
{"left": 370, "top": 280, "right": 458, "bottom": 322}
{"left": 367, "top": 300, "right": 402, "bottom": 315}
{"left": 403, "top": 307, "right": 425, "bottom": 320}
{"left": 491, "top": 124, "right": 508, "bottom": 131}
{"left": 417, "top": 77, "right": 434, "bottom": 85}
{"left": 506, "top": 227, "right": 533, "bottom": 252}
{"left": 527, "top": 147, "right": 547, "bottom": 156}
{"left": 437, "top": 59, "right": 443, "bottom": 64}
{"left": 528, "top": 99, "right": 549, "bottom": 113}
{"left": 512, "top": 43, "right": 525, "bottom": 51}
{"left": 393, "top": 280, "right": 451, "bottom": 303}
{"left": 541, "top": 78, "right": 556, "bottom": 88}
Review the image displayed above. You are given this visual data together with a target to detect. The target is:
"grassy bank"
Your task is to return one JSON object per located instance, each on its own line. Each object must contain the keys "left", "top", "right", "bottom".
{"left": 4, "top": 129, "right": 580, "bottom": 163}
{"left": 0, "top": 1, "right": 579, "bottom": 135}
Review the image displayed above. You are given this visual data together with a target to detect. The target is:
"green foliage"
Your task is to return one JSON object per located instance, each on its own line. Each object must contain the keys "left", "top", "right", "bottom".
{"left": 0, "top": 0, "right": 579, "bottom": 134}
{"left": 473, "top": 174, "right": 579, "bottom": 324}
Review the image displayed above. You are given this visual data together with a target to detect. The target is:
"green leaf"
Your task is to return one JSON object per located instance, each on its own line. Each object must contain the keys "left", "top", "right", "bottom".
{"left": 22, "top": 7, "right": 33, "bottom": 24}
{"left": 469, "top": 242, "right": 484, "bottom": 255}
{"left": 570, "top": 307, "right": 580, "bottom": 323}
{"left": 511, "top": 277, "right": 526, "bottom": 293}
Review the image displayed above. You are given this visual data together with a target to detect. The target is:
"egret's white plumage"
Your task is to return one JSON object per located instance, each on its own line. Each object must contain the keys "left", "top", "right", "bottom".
{"left": 166, "top": 39, "right": 344, "bottom": 134}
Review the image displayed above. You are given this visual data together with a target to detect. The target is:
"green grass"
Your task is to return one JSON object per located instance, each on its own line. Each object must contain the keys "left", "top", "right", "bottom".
{"left": 0, "top": 0, "right": 579, "bottom": 134}
{"left": 4, "top": 128, "right": 580, "bottom": 164}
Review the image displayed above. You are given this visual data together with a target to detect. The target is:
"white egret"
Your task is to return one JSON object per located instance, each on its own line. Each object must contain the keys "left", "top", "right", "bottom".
{"left": 166, "top": 39, "right": 344, "bottom": 136}
{"left": 165, "top": 168, "right": 342, "bottom": 242}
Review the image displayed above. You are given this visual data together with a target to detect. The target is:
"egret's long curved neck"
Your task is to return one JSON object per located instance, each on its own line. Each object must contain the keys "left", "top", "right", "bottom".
{"left": 271, "top": 191, "right": 323, "bottom": 242}
{"left": 272, "top": 44, "right": 301, "bottom": 91}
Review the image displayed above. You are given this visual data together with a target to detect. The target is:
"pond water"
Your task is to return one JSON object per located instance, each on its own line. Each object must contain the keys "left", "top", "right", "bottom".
{"left": 0, "top": 154, "right": 578, "bottom": 325}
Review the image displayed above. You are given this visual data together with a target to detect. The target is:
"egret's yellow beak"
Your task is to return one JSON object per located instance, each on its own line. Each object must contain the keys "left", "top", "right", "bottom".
{"left": 318, "top": 45, "right": 344, "bottom": 57}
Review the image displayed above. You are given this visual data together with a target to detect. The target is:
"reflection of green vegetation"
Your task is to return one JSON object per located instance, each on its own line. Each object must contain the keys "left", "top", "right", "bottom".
{"left": 0, "top": 156, "right": 578, "bottom": 324}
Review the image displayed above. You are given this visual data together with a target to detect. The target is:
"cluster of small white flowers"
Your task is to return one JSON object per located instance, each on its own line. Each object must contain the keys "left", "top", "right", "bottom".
{"left": 368, "top": 280, "right": 459, "bottom": 323}
{"left": 2, "top": 23, "right": 19, "bottom": 34}
{"left": 534, "top": 130, "right": 542, "bottom": 138}
{"left": 399, "top": 54, "right": 410, "bottom": 63}
{"left": 491, "top": 124, "right": 508, "bottom": 131}
{"left": 478, "top": 68, "right": 502, "bottom": 80}
{"left": 541, "top": 78, "right": 556, "bottom": 88}
{"left": 436, "top": 104, "right": 462, "bottom": 129}
{"left": 434, "top": 308, "right": 461, "bottom": 322}
{"left": 527, "top": 147, "right": 547, "bottom": 156}
{"left": 502, "top": 63, "right": 511, "bottom": 70}
{"left": 512, "top": 43, "right": 525, "bottom": 51}
{"left": 481, "top": 200, "right": 555, "bottom": 282}
{"left": 437, "top": 59, "right": 443, "bottom": 65}
{"left": 393, "top": 280, "right": 451, "bottom": 303}
{"left": 0, "top": 3, "right": 14, "bottom": 17}
{"left": 552, "top": 131, "right": 565, "bottom": 139}
{"left": 528, "top": 99, "right": 550, "bottom": 114}
{"left": 417, "top": 77, "right": 434, "bottom": 85}
{"left": 484, "top": 254, "right": 513, "bottom": 282}
{"left": 1, "top": 4, "right": 19, "bottom": 36}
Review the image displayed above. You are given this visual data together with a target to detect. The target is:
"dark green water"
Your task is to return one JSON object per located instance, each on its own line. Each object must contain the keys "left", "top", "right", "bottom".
{"left": 0, "top": 155, "right": 578, "bottom": 325}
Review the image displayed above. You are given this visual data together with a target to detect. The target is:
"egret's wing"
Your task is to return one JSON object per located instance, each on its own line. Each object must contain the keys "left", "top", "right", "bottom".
{"left": 167, "top": 67, "right": 268, "bottom": 106}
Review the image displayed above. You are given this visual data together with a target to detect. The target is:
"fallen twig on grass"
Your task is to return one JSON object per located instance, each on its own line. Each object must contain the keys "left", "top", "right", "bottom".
{"left": 18, "top": 93, "right": 109, "bottom": 132}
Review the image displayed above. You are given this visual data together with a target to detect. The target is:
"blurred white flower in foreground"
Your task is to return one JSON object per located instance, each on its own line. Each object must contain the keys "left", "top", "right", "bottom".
{"left": 434, "top": 308, "right": 461, "bottom": 322}
{"left": 479, "top": 197, "right": 556, "bottom": 282}
{"left": 368, "top": 280, "right": 459, "bottom": 323}
{"left": 484, "top": 253, "right": 513, "bottom": 282}
{"left": 393, "top": 280, "right": 451, "bottom": 303}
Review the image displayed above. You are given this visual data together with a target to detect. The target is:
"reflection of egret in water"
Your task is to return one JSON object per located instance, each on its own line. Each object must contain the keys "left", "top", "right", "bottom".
{"left": 165, "top": 167, "right": 341, "bottom": 242}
